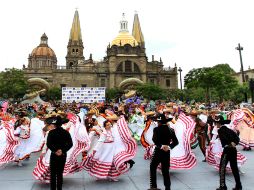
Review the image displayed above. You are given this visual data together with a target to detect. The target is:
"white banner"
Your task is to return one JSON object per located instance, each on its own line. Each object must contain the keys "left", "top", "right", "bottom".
{"left": 62, "top": 87, "right": 106, "bottom": 103}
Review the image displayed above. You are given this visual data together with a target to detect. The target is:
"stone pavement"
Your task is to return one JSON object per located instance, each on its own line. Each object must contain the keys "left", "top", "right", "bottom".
{"left": 0, "top": 145, "right": 253, "bottom": 190}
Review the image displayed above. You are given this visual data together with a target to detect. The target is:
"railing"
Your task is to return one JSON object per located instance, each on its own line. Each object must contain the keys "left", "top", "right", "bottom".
{"left": 56, "top": 65, "right": 109, "bottom": 73}
{"left": 163, "top": 67, "right": 172, "bottom": 71}
{"left": 163, "top": 67, "right": 177, "bottom": 72}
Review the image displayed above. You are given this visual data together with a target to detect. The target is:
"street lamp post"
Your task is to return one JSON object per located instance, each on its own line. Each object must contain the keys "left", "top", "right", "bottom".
{"left": 178, "top": 67, "right": 183, "bottom": 90}
{"left": 235, "top": 43, "right": 247, "bottom": 102}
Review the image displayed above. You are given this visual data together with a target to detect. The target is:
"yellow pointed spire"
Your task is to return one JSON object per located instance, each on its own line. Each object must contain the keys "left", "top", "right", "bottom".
{"left": 132, "top": 12, "right": 145, "bottom": 47}
{"left": 69, "top": 10, "right": 82, "bottom": 41}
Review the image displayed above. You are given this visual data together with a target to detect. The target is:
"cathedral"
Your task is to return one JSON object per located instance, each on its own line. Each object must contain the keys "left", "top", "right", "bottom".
{"left": 24, "top": 10, "right": 178, "bottom": 90}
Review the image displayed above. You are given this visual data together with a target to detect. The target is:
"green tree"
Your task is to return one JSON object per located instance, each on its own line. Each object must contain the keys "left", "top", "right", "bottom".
{"left": 209, "top": 64, "right": 238, "bottom": 101}
{"left": 185, "top": 88, "right": 207, "bottom": 102}
{"left": 184, "top": 64, "right": 239, "bottom": 103}
{"left": 184, "top": 68, "right": 205, "bottom": 89}
{"left": 212, "top": 63, "right": 236, "bottom": 74}
{"left": 106, "top": 88, "right": 122, "bottom": 101}
{"left": 166, "top": 89, "right": 183, "bottom": 101}
{"left": 184, "top": 67, "right": 217, "bottom": 102}
{"left": 46, "top": 87, "right": 62, "bottom": 100}
{"left": 0, "top": 68, "right": 28, "bottom": 100}
{"left": 135, "top": 83, "right": 167, "bottom": 100}
{"left": 229, "top": 83, "right": 249, "bottom": 103}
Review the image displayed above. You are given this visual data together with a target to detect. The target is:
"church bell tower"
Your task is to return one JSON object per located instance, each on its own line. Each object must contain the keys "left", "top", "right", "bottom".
{"left": 66, "top": 10, "right": 84, "bottom": 68}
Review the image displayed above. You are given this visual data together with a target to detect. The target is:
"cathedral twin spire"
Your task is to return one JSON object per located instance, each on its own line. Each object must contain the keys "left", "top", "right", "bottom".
{"left": 69, "top": 10, "right": 82, "bottom": 41}
{"left": 66, "top": 10, "right": 84, "bottom": 68}
{"left": 69, "top": 10, "right": 145, "bottom": 47}
{"left": 67, "top": 10, "right": 145, "bottom": 65}
{"left": 132, "top": 12, "right": 145, "bottom": 48}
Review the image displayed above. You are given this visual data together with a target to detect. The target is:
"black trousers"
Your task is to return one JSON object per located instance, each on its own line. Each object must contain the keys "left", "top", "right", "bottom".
{"left": 219, "top": 146, "right": 242, "bottom": 189}
{"left": 50, "top": 154, "right": 67, "bottom": 190}
{"left": 150, "top": 147, "right": 171, "bottom": 190}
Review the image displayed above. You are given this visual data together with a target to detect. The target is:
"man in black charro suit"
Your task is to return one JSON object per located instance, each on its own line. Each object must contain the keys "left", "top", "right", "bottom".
{"left": 148, "top": 114, "right": 179, "bottom": 190}
{"left": 215, "top": 115, "right": 242, "bottom": 190}
{"left": 46, "top": 116, "right": 73, "bottom": 190}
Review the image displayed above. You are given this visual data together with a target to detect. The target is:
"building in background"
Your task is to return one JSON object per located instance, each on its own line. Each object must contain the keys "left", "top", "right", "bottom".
{"left": 24, "top": 11, "right": 178, "bottom": 89}
{"left": 232, "top": 67, "right": 254, "bottom": 84}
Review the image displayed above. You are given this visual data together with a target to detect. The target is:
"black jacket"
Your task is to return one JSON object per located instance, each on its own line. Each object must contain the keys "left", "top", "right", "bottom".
{"left": 218, "top": 125, "right": 240, "bottom": 148}
{"left": 152, "top": 124, "right": 179, "bottom": 150}
{"left": 47, "top": 127, "right": 73, "bottom": 155}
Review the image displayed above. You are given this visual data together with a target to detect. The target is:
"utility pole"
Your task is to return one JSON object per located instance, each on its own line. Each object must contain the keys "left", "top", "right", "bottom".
{"left": 235, "top": 43, "right": 245, "bottom": 83}
{"left": 178, "top": 67, "right": 183, "bottom": 90}
{"left": 236, "top": 43, "right": 247, "bottom": 102}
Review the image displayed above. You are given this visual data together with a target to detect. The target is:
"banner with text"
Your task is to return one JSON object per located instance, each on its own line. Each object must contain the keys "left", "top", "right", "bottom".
{"left": 62, "top": 87, "right": 106, "bottom": 103}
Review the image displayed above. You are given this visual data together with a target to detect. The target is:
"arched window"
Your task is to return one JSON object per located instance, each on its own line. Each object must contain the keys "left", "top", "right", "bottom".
{"left": 166, "top": 79, "right": 171, "bottom": 87}
{"left": 134, "top": 63, "right": 140, "bottom": 72}
{"left": 125, "top": 60, "right": 132, "bottom": 72}
{"left": 116, "top": 63, "right": 123, "bottom": 72}
{"left": 101, "top": 78, "right": 106, "bottom": 87}
{"left": 117, "top": 61, "right": 140, "bottom": 73}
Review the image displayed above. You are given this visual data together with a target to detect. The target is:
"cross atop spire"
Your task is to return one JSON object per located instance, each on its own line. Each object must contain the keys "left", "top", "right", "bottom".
{"left": 69, "top": 10, "right": 82, "bottom": 41}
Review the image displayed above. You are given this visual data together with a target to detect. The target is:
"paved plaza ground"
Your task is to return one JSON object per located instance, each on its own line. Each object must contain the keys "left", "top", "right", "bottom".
{"left": 0, "top": 145, "right": 253, "bottom": 190}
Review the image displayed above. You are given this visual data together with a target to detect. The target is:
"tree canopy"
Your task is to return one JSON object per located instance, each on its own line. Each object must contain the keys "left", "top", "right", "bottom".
{"left": 0, "top": 68, "right": 28, "bottom": 100}
{"left": 184, "top": 64, "right": 240, "bottom": 102}
{"left": 106, "top": 88, "right": 122, "bottom": 101}
{"left": 135, "top": 83, "right": 167, "bottom": 100}
{"left": 105, "top": 83, "right": 168, "bottom": 101}
{"left": 46, "top": 87, "right": 62, "bottom": 100}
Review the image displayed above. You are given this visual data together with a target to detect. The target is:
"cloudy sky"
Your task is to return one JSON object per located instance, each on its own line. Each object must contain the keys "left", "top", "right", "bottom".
{"left": 0, "top": 0, "right": 253, "bottom": 87}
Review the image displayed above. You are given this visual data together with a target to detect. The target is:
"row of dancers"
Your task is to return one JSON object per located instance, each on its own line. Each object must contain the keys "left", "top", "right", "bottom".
{"left": 0, "top": 102, "right": 253, "bottom": 188}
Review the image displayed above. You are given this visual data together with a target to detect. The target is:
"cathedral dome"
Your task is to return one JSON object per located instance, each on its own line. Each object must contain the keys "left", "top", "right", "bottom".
{"left": 111, "top": 13, "right": 138, "bottom": 47}
{"left": 31, "top": 46, "right": 56, "bottom": 57}
{"left": 111, "top": 31, "right": 138, "bottom": 47}
{"left": 27, "top": 33, "right": 57, "bottom": 69}
{"left": 30, "top": 33, "right": 56, "bottom": 58}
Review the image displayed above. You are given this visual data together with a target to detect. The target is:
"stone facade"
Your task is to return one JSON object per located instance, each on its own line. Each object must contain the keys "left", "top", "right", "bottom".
{"left": 232, "top": 68, "right": 254, "bottom": 84}
{"left": 24, "top": 11, "right": 178, "bottom": 90}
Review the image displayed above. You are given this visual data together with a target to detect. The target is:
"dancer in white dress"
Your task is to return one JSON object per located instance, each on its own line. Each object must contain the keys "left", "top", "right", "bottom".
{"left": 81, "top": 115, "right": 137, "bottom": 181}
{"left": 141, "top": 113, "right": 197, "bottom": 169}
{"left": 33, "top": 113, "right": 90, "bottom": 183}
